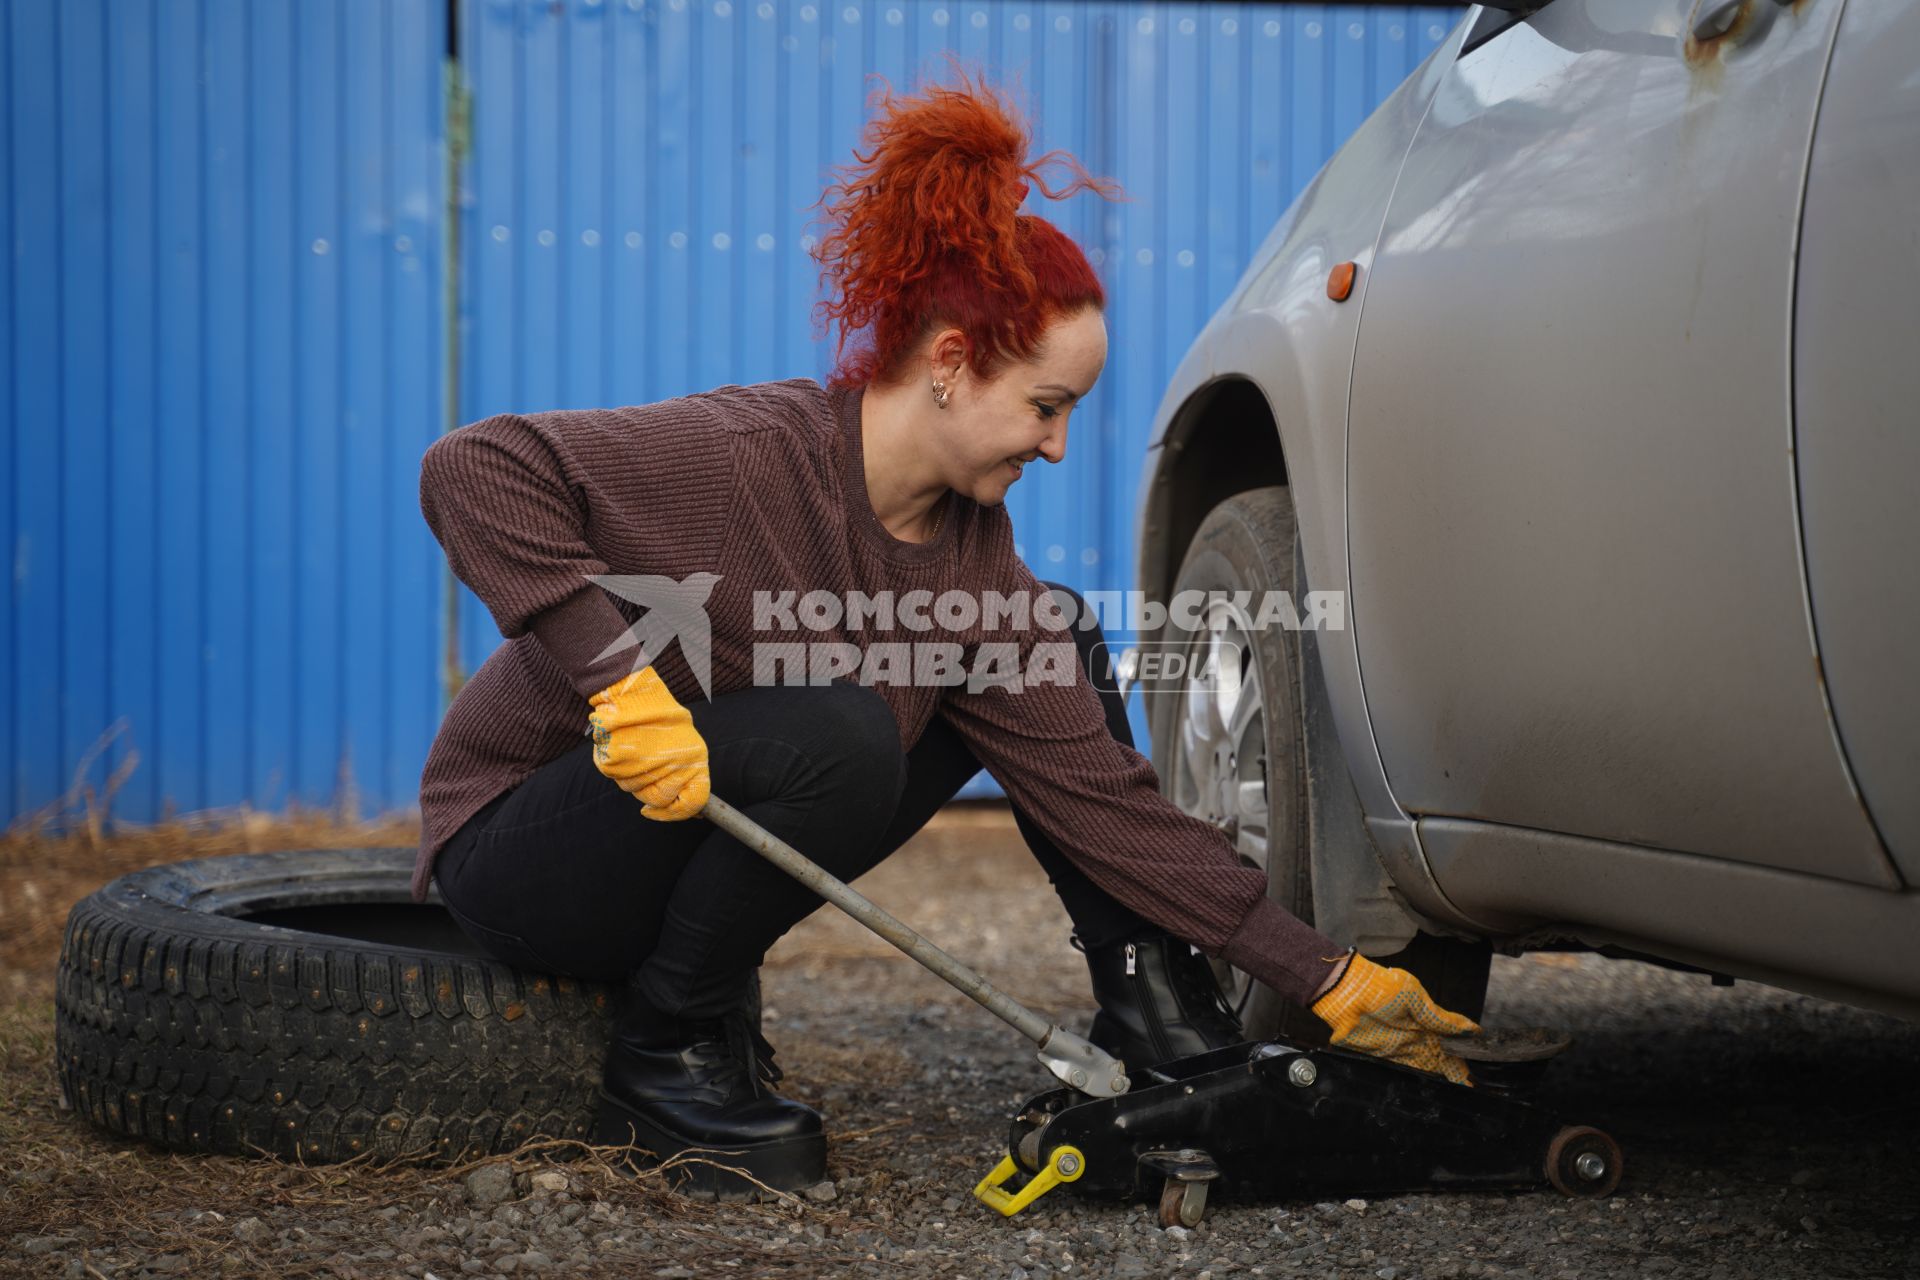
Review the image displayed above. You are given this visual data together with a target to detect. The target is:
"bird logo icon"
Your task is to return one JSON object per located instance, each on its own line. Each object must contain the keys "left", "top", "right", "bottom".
{"left": 585, "top": 572, "right": 723, "bottom": 698}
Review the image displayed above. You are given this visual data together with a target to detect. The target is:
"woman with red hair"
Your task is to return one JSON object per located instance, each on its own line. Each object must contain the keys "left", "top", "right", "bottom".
{"left": 414, "top": 69, "right": 1476, "bottom": 1196}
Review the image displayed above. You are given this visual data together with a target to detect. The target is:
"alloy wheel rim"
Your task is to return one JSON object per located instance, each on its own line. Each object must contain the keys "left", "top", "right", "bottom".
{"left": 1166, "top": 597, "right": 1270, "bottom": 1016}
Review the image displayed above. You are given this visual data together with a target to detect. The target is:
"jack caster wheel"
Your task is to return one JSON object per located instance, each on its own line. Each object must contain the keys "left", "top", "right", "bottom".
{"left": 1158, "top": 1176, "right": 1210, "bottom": 1229}
{"left": 1546, "top": 1125, "right": 1623, "bottom": 1198}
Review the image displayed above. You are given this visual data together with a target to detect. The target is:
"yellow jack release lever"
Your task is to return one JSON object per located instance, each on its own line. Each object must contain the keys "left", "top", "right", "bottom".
{"left": 973, "top": 1144, "right": 1087, "bottom": 1217}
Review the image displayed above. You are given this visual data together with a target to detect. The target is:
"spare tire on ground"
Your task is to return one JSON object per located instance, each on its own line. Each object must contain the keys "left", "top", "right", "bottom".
{"left": 53, "top": 847, "right": 620, "bottom": 1165}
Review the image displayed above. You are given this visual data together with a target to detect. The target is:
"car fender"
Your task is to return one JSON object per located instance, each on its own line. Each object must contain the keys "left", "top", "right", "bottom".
{"left": 1135, "top": 9, "right": 1500, "bottom": 938}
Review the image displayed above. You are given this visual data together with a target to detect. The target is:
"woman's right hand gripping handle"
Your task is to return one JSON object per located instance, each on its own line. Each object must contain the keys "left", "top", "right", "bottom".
{"left": 588, "top": 668, "right": 711, "bottom": 820}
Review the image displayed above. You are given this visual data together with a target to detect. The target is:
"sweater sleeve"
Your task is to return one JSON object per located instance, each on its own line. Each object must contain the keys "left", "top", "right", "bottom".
{"left": 419, "top": 408, "right": 730, "bottom": 701}
{"left": 935, "top": 564, "right": 1347, "bottom": 1008}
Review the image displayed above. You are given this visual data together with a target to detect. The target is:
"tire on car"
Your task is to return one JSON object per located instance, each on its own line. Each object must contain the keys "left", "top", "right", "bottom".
{"left": 1147, "top": 486, "right": 1490, "bottom": 1037}
{"left": 52, "top": 847, "right": 618, "bottom": 1165}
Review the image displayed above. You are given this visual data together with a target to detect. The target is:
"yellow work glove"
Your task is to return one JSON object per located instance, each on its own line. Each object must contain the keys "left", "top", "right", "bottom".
{"left": 587, "top": 667, "right": 710, "bottom": 820}
{"left": 1311, "top": 954, "right": 1479, "bottom": 1086}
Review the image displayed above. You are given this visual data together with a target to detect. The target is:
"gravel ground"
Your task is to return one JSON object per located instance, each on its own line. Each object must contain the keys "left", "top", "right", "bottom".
{"left": 4, "top": 804, "right": 1918, "bottom": 1278}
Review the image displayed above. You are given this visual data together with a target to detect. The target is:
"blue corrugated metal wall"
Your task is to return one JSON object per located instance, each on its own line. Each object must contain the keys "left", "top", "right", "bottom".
{"left": 4, "top": 0, "right": 448, "bottom": 825}
{"left": 5, "top": 0, "right": 1460, "bottom": 828}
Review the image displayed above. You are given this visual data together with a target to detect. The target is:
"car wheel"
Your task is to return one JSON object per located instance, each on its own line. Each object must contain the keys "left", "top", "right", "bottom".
{"left": 53, "top": 847, "right": 618, "bottom": 1165}
{"left": 1148, "top": 487, "right": 1489, "bottom": 1037}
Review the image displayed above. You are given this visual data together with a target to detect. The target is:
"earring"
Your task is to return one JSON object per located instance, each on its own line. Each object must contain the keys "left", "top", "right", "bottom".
{"left": 931, "top": 380, "right": 951, "bottom": 410}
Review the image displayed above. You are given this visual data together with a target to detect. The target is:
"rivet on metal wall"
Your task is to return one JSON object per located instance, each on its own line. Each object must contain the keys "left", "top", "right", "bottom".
{"left": 625, "top": 231, "right": 641, "bottom": 248}
{"left": 1306, "top": 21, "right": 1322, "bottom": 38}
{"left": 1177, "top": 250, "right": 1194, "bottom": 268}
{"left": 842, "top": 5, "right": 859, "bottom": 24}
{"left": 395, "top": 235, "right": 412, "bottom": 253}
{"left": 971, "top": 11, "right": 987, "bottom": 28}
{"left": 756, "top": 233, "right": 774, "bottom": 251}
{"left": 582, "top": 229, "right": 600, "bottom": 246}
{"left": 933, "top": 8, "right": 948, "bottom": 26}
{"left": 1081, "top": 548, "right": 1099, "bottom": 566}
{"left": 537, "top": 229, "right": 556, "bottom": 246}
{"left": 1137, "top": 16, "right": 1153, "bottom": 34}
{"left": 757, "top": 1, "right": 772, "bottom": 17}
{"left": 1047, "top": 546, "right": 1065, "bottom": 562}
{"left": 886, "top": 7, "right": 902, "bottom": 24}
{"left": 712, "top": 232, "right": 731, "bottom": 250}
{"left": 670, "top": 231, "right": 688, "bottom": 249}
{"left": 1014, "top": 14, "right": 1029, "bottom": 32}
{"left": 714, "top": 0, "right": 731, "bottom": 16}
{"left": 1222, "top": 18, "right": 1237, "bottom": 35}
{"left": 312, "top": 238, "right": 330, "bottom": 255}
{"left": 799, "top": 4, "right": 815, "bottom": 21}
{"left": 1054, "top": 14, "right": 1070, "bottom": 32}
{"left": 492, "top": 225, "right": 510, "bottom": 242}
{"left": 1136, "top": 248, "right": 1153, "bottom": 266}
{"left": 1179, "top": 17, "right": 1194, "bottom": 35}
{"left": 1265, "top": 20, "right": 1280, "bottom": 37}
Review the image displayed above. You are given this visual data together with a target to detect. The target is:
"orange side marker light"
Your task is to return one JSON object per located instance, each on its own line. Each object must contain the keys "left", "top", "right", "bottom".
{"left": 1327, "top": 261, "right": 1357, "bottom": 302}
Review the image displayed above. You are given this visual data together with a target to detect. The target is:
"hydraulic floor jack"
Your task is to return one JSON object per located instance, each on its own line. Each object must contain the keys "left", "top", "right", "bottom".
{"left": 703, "top": 795, "right": 1622, "bottom": 1224}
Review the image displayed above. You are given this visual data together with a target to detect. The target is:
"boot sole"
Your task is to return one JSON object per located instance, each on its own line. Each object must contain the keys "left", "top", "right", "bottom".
{"left": 590, "top": 1091, "right": 826, "bottom": 1197}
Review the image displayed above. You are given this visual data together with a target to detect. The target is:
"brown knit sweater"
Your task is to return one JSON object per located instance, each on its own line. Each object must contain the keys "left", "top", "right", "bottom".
{"left": 414, "top": 377, "right": 1344, "bottom": 1005}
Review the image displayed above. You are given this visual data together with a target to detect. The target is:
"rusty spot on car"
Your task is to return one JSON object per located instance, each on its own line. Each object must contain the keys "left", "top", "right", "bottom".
{"left": 1682, "top": 0, "right": 1788, "bottom": 72}
{"left": 1326, "top": 261, "right": 1357, "bottom": 302}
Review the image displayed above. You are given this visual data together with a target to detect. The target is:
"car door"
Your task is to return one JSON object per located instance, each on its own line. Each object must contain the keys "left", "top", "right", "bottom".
{"left": 1342, "top": 0, "right": 1894, "bottom": 885}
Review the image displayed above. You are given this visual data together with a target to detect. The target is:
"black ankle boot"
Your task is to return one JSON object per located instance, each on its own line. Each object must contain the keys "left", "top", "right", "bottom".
{"left": 590, "top": 978, "right": 824, "bottom": 1195}
{"left": 1079, "top": 932, "right": 1247, "bottom": 1071}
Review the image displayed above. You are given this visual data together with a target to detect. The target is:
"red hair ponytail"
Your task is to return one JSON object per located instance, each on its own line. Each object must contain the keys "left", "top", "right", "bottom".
{"left": 810, "top": 62, "right": 1124, "bottom": 390}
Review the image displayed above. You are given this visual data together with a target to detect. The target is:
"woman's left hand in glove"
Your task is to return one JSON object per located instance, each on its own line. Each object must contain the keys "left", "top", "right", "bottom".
{"left": 1310, "top": 953, "right": 1479, "bottom": 1086}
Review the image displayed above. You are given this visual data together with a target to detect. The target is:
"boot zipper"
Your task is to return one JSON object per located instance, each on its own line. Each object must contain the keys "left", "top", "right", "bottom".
{"left": 1128, "top": 942, "right": 1178, "bottom": 1065}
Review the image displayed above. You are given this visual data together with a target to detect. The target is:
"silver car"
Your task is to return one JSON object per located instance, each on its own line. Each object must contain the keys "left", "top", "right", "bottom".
{"left": 1133, "top": 0, "right": 1918, "bottom": 1028}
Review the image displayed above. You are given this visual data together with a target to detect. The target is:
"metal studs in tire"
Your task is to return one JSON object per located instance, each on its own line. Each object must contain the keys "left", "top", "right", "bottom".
{"left": 52, "top": 848, "right": 619, "bottom": 1165}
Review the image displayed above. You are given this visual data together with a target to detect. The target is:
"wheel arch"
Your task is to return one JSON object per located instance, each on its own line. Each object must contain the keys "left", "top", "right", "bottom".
{"left": 1136, "top": 375, "right": 1290, "bottom": 615}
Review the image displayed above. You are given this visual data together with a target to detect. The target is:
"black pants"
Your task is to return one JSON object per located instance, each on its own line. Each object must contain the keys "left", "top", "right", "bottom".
{"left": 434, "top": 583, "right": 1150, "bottom": 1019}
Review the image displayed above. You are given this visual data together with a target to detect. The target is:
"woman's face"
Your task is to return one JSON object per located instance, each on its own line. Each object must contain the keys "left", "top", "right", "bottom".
{"left": 928, "top": 306, "right": 1109, "bottom": 507}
